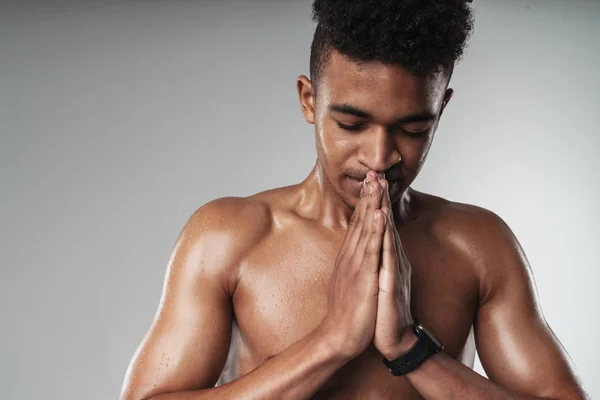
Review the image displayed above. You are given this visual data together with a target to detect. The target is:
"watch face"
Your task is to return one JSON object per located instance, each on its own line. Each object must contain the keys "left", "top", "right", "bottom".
{"left": 415, "top": 324, "right": 443, "bottom": 349}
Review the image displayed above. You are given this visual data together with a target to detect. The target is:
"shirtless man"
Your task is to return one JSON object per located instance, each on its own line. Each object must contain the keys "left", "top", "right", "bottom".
{"left": 120, "top": 1, "right": 589, "bottom": 399}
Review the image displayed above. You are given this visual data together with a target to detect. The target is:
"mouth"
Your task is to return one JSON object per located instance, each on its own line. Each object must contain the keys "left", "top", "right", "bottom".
{"left": 347, "top": 176, "right": 364, "bottom": 191}
{"left": 346, "top": 175, "right": 401, "bottom": 193}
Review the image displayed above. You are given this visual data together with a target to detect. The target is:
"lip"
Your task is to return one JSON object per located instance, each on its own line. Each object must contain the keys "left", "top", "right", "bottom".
{"left": 347, "top": 176, "right": 364, "bottom": 190}
{"left": 347, "top": 176, "right": 401, "bottom": 189}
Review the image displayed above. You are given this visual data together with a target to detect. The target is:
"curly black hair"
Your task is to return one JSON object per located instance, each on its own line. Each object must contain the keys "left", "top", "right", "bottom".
{"left": 310, "top": 0, "right": 474, "bottom": 92}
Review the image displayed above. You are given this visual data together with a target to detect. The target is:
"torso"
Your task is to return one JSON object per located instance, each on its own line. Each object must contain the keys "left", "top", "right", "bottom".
{"left": 216, "top": 185, "right": 480, "bottom": 399}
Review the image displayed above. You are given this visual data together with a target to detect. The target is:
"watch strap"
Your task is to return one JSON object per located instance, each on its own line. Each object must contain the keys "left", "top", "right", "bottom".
{"left": 383, "top": 324, "right": 443, "bottom": 376}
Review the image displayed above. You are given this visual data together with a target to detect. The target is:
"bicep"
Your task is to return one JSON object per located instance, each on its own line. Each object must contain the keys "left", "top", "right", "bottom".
{"left": 474, "top": 219, "right": 584, "bottom": 399}
{"left": 120, "top": 213, "right": 235, "bottom": 400}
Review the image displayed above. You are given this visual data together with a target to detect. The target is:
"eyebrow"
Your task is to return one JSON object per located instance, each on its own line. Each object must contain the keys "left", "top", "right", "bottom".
{"left": 328, "top": 103, "right": 437, "bottom": 125}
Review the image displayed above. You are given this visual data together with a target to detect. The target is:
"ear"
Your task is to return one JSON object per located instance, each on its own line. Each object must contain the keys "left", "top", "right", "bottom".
{"left": 439, "top": 88, "right": 454, "bottom": 118}
{"left": 296, "top": 75, "right": 316, "bottom": 125}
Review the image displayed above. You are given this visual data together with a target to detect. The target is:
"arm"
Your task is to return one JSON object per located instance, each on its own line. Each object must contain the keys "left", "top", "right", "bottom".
{"left": 119, "top": 197, "right": 368, "bottom": 400}
{"left": 400, "top": 208, "right": 589, "bottom": 399}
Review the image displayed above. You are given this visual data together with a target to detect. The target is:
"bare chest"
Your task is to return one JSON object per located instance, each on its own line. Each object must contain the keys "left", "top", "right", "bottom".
{"left": 218, "top": 227, "right": 479, "bottom": 396}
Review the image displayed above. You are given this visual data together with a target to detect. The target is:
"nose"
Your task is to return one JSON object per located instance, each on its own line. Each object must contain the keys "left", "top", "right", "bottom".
{"left": 360, "top": 126, "right": 401, "bottom": 173}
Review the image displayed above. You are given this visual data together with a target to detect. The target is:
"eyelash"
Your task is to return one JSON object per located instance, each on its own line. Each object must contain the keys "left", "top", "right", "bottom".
{"left": 336, "top": 122, "right": 365, "bottom": 132}
{"left": 336, "top": 121, "right": 427, "bottom": 138}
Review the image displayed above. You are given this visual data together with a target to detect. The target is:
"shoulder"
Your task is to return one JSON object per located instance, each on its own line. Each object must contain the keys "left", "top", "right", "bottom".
{"left": 174, "top": 196, "right": 273, "bottom": 295}
{"left": 425, "top": 195, "right": 516, "bottom": 255}
{"left": 187, "top": 196, "right": 273, "bottom": 240}
{"left": 414, "top": 190, "right": 514, "bottom": 247}
{"left": 414, "top": 191, "right": 530, "bottom": 304}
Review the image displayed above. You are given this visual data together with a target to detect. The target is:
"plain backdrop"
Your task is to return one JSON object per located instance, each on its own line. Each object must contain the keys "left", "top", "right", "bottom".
{"left": 1, "top": 1, "right": 598, "bottom": 399}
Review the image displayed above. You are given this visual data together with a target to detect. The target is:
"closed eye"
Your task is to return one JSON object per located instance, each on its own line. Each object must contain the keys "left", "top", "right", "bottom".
{"left": 394, "top": 122, "right": 433, "bottom": 138}
{"left": 401, "top": 127, "right": 430, "bottom": 138}
{"left": 337, "top": 121, "right": 431, "bottom": 138}
{"left": 336, "top": 121, "right": 366, "bottom": 132}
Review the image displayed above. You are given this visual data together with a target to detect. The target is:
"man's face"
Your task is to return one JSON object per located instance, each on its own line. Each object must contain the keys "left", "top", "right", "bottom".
{"left": 302, "top": 50, "right": 452, "bottom": 209}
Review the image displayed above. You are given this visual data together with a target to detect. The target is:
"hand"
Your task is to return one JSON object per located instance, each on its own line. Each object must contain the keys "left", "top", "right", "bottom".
{"left": 373, "top": 175, "right": 416, "bottom": 360}
{"left": 318, "top": 171, "right": 387, "bottom": 360}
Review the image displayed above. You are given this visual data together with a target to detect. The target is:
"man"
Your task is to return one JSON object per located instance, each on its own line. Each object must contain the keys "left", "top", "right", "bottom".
{"left": 120, "top": 0, "right": 589, "bottom": 399}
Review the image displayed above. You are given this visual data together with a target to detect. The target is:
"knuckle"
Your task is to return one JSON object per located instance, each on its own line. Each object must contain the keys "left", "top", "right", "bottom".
{"left": 369, "top": 234, "right": 381, "bottom": 251}
{"left": 373, "top": 184, "right": 383, "bottom": 198}
{"left": 372, "top": 221, "right": 379, "bottom": 235}
{"left": 358, "top": 224, "right": 369, "bottom": 241}
{"left": 360, "top": 186, "right": 368, "bottom": 198}
{"left": 364, "top": 244, "right": 378, "bottom": 258}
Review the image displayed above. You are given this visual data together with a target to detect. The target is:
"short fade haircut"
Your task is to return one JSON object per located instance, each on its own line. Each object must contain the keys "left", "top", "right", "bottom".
{"left": 309, "top": 0, "right": 475, "bottom": 94}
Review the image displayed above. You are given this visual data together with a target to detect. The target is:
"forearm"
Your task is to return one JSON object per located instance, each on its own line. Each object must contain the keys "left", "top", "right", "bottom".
{"left": 405, "top": 352, "right": 579, "bottom": 400}
{"left": 147, "top": 325, "right": 349, "bottom": 400}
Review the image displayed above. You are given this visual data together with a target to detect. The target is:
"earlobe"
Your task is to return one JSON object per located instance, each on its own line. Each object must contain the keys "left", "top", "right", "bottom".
{"left": 296, "top": 75, "right": 315, "bottom": 124}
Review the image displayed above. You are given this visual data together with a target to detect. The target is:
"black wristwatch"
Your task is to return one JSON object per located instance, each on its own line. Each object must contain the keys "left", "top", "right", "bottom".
{"left": 383, "top": 323, "right": 443, "bottom": 376}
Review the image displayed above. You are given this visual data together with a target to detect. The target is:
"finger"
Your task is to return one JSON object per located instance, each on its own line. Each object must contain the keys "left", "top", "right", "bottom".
{"left": 374, "top": 177, "right": 396, "bottom": 261}
{"left": 356, "top": 171, "right": 381, "bottom": 230}
{"left": 377, "top": 178, "right": 402, "bottom": 252}
{"left": 338, "top": 177, "right": 371, "bottom": 257}
{"left": 386, "top": 212, "right": 410, "bottom": 279}
{"left": 378, "top": 178, "right": 392, "bottom": 218}
{"left": 381, "top": 207, "right": 399, "bottom": 270}
{"left": 361, "top": 208, "right": 386, "bottom": 273}
{"left": 349, "top": 179, "right": 383, "bottom": 259}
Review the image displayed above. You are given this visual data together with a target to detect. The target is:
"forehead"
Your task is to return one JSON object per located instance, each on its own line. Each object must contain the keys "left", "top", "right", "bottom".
{"left": 319, "top": 50, "right": 448, "bottom": 115}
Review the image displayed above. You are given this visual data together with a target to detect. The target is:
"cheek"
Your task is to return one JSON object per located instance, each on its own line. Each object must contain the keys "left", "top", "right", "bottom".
{"left": 417, "top": 134, "right": 435, "bottom": 164}
{"left": 317, "top": 121, "right": 354, "bottom": 165}
{"left": 400, "top": 134, "right": 434, "bottom": 167}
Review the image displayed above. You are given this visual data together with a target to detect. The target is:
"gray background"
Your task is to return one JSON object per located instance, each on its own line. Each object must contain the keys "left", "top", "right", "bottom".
{"left": 1, "top": 1, "right": 598, "bottom": 399}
